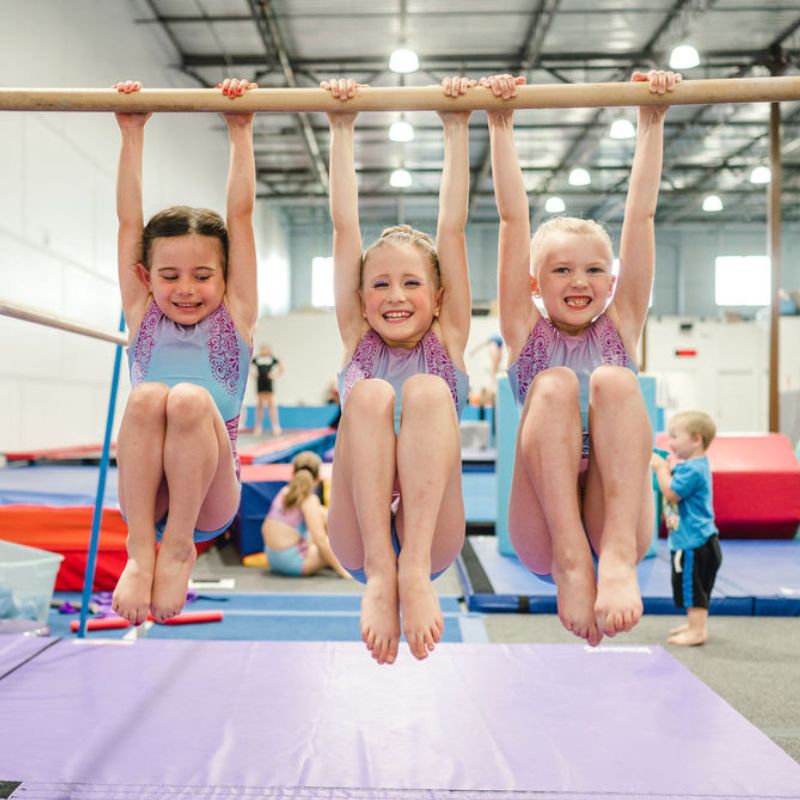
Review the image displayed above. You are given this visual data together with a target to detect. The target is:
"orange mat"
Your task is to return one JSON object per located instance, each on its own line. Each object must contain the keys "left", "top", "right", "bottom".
{"left": 0, "top": 505, "right": 214, "bottom": 591}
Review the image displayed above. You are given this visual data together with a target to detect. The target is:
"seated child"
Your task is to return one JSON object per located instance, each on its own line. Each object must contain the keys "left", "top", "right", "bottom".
{"left": 651, "top": 411, "right": 722, "bottom": 646}
{"left": 262, "top": 451, "right": 351, "bottom": 579}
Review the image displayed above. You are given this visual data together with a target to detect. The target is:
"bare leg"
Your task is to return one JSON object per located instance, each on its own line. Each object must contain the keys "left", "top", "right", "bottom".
{"left": 267, "top": 393, "right": 282, "bottom": 436}
{"left": 150, "top": 384, "right": 239, "bottom": 622}
{"left": 302, "top": 541, "right": 353, "bottom": 579}
{"left": 668, "top": 607, "right": 708, "bottom": 645}
{"left": 328, "top": 380, "right": 400, "bottom": 665}
{"left": 584, "top": 366, "right": 652, "bottom": 637}
{"left": 113, "top": 383, "right": 170, "bottom": 625}
{"left": 254, "top": 393, "right": 265, "bottom": 436}
{"left": 512, "top": 368, "right": 602, "bottom": 646}
{"left": 395, "top": 375, "right": 462, "bottom": 660}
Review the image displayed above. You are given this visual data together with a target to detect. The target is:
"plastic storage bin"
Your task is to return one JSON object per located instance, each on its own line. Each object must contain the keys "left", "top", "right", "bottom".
{"left": 0, "top": 540, "right": 64, "bottom": 633}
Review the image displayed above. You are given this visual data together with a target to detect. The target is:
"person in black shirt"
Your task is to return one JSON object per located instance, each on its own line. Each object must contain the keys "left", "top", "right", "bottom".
{"left": 252, "top": 344, "right": 284, "bottom": 436}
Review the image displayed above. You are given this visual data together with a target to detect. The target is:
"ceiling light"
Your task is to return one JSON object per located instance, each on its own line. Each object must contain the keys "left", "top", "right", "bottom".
{"left": 750, "top": 166, "right": 771, "bottom": 184}
{"left": 390, "top": 168, "right": 412, "bottom": 188}
{"left": 609, "top": 118, "right": 635, "bottom": 139}
{"left": 702, "top": 195, "right": 723, "bottom": 212}
{"left": 389, "top": 48, "right": 419, "bottom": 74}
{"left": 669, "top": 45, "right": 700, "bottom": 70}
{"left": 545, "top": 196, "right": 566, "bottom": 213}
{"left": 568, "top": 167, "right": 591, "bottom": 186}
{"left": 389, "top": 120, "right": 415, "bottom": 142}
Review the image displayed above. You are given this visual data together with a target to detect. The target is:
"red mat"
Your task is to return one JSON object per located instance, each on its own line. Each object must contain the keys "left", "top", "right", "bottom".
{"left": 0, "top": 505, "right": 214, "bottom": 591}
{"left": 655, "top": 432, "right": 800, "bottom": 538}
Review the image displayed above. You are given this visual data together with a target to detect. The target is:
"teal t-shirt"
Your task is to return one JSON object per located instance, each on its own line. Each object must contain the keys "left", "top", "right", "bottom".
{"left": 668, "top": 455, "right": 718, "bottom": 551}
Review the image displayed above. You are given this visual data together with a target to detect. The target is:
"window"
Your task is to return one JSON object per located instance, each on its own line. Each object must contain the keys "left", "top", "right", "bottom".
{"left": 715, "top": 256, "right": 770, "bottom": 306}
{"left": 260, "top": 255, "right": 289, "bottom": 315}
{"left": 311, "top": 256, "right": 335, "bottom": 308}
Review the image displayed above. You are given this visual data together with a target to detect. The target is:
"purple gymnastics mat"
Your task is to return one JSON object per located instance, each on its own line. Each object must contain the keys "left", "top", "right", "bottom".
{"left": 1, "top": 639, "right": 799, "bottom": 799}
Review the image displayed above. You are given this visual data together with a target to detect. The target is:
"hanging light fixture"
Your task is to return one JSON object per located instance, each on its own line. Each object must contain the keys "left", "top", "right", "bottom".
{"left": 389, "top": 48, "right": 419, "bottom": 74}
{"left": 545, "top": 196, "right": 566, "bottom": 213}
{"left": 389, "top": 119, "right": 415, "bottom": 142}
{"left": 568, "top": 167, "right": 591, "bottom": 186}
{"left": 669, "top": 45, "right": 700, "bottom": 69}
{"left": 390, "top": 168, "right": 412, "bottom": 188}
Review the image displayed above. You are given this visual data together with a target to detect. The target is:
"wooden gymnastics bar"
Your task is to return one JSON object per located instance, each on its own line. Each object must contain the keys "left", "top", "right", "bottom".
{"left": 1, "top": 77, "right": 800, "bottom": 113}
{"left": 0, "top": 297, "right": 127, "bottom": 346}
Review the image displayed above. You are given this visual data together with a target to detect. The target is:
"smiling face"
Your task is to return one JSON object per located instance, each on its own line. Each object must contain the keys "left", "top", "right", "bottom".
{"left": 667, "top": 424, "right": 703, "bottom": 460}
{"left": 141, "top": 234, "right": 226, "bottom": 324}
{"left": 532, "top": 230, "right": 615, "bottom": 335}
{"left": 360, "top": 243, "right": 442, "bottom": 348}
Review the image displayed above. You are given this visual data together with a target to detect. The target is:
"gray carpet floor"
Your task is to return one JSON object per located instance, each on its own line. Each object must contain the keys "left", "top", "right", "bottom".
{"left": 195, "top": 540, "right": 800, "bottom": 766}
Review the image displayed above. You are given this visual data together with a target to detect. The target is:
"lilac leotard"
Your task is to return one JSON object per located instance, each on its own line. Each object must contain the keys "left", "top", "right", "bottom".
{"left": 265, "top": 486, "right": 305, "bottom": 531}
{"left": 127, "top": 301, "right": 251, "bottom": 477}
{"left": 507, "top": 313, "right": 637, "bottom": 456}
{"left": 337, "top": 328, "right": 469, "bottom": 431}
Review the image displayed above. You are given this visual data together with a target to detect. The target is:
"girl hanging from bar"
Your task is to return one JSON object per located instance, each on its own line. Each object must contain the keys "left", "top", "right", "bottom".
{"left": 111, "top": 78, "right": 258, "bottom": 624}
{"left": 322, "top": 77, "right": 474, "bottom": 664}
{"left": 485, "top": 70, "right": 680, "bottom": 646}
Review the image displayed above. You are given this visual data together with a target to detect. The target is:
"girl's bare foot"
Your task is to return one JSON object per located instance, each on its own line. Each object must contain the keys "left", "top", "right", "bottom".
{"left": 669, "top": 623, "right": 690, "bottom": 636}
{"left": 668, "top": 629, "right": 707, "bottom": 646}
{"left": 553, "top": 561, "right": 603, "bottom": 647}
{"left": 594, "top": 554, "right": 643, "bottom": 637}
{"left": 150, "top": 534, "right": 196, "bottom": 622}
{"left": 361, "top": 569, "right": 401, "bottom": 665}
{"left": 398, "top": 559, "right": 444, "bottom": 660}
{"left": 112, "top": 549, "right": 155, "bottom": 626}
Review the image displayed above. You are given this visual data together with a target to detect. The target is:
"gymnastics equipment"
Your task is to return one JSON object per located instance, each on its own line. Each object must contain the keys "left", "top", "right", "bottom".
{"left": 0, "top": 298, "right": 127, "bottom": 637}
{"left": 3, "top": 638, "right": 799, "bottom": 795}
{"left": 654, "top": 431, "right": 800, "bottom": 538}
{"left": 458, "top": 536, "right": 800, "bottom": 616}
{"left": 495, "top": 374, "right": 661, "bottom": 558}
{"left": 0, "top": 297, "right": 127, "bottom": 345}
{"left": 69, "top": 610, "right": 224, "bottom": 632}
{"left": 1, "top": 77, "right": 800, "bottom": 112}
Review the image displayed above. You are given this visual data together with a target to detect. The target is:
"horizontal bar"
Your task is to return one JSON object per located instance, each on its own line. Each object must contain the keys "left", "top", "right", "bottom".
{"left": 1, "top": 77, "right": 799, "bottom": 113}
{"left": 0, "top": 297, "right": 127, "bottom": 345}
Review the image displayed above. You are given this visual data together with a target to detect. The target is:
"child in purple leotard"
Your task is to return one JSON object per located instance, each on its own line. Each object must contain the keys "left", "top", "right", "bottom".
{"left": 485, "top": 70, "right": 681, "bottom": 646}
{"left": 322, "top": 76, "right": 475, "bottom": 665}
{"left": 111, "top": 78, "right": 258, "bottom": 626}
{"left": 262, "top": 451, "right": 351, "bottom": 579}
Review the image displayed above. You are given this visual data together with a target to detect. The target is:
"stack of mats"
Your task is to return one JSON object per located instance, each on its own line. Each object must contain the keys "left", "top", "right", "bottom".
{"left": 0, "top": 465, "right": 127, "bottom": 591}
{"left": 654, "top": 432, "right": 800, "bottom": 539}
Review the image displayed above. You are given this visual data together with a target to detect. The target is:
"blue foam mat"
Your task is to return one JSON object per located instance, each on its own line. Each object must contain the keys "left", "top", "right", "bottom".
{"left": 458, "top": 536, "right": 800, "bottom": 616}
{"left": 0, "top": 465, "right": 120, "bottom": 507}
{"left": 49, "top": 592, "right": 471, "bottom": 642}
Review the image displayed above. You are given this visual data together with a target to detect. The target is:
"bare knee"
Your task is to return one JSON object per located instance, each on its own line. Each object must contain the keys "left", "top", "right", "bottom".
{"left": 531, "top": 367, "right": 579, "bottom": 408}
{"left": 343, "top": 379, "right": 395, "bottom": 422}
{"left": 166, "top": 383, "right": 214, "bottom": 429}
{"left": 125, "top": 383, "right": 169, "bottom": 423}
{"left": 401, "top": 374, "right": 452, "bottom": 414}
{"left": 590, "top": 366, "right": 640, "bottom": 406}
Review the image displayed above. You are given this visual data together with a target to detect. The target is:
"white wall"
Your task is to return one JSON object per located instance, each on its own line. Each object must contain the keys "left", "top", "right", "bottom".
{"left": 646, "top": 316, "right": 800, "bottom": 436}
{"left": 0, "top": 1, "right": 240, "bottom": 451}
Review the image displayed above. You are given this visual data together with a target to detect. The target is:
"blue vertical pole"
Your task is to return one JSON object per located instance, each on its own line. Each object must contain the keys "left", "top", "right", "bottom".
{"left": 77, "top": 311, "right": 126, "bottom": 638}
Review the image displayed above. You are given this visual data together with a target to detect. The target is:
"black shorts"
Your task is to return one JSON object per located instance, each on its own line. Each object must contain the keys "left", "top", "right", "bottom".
{"left": 671, "top": 534, "right": 722, "bottom": 610}
{"left": 257, "top": 377, "right": 274, "bottom": 394}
